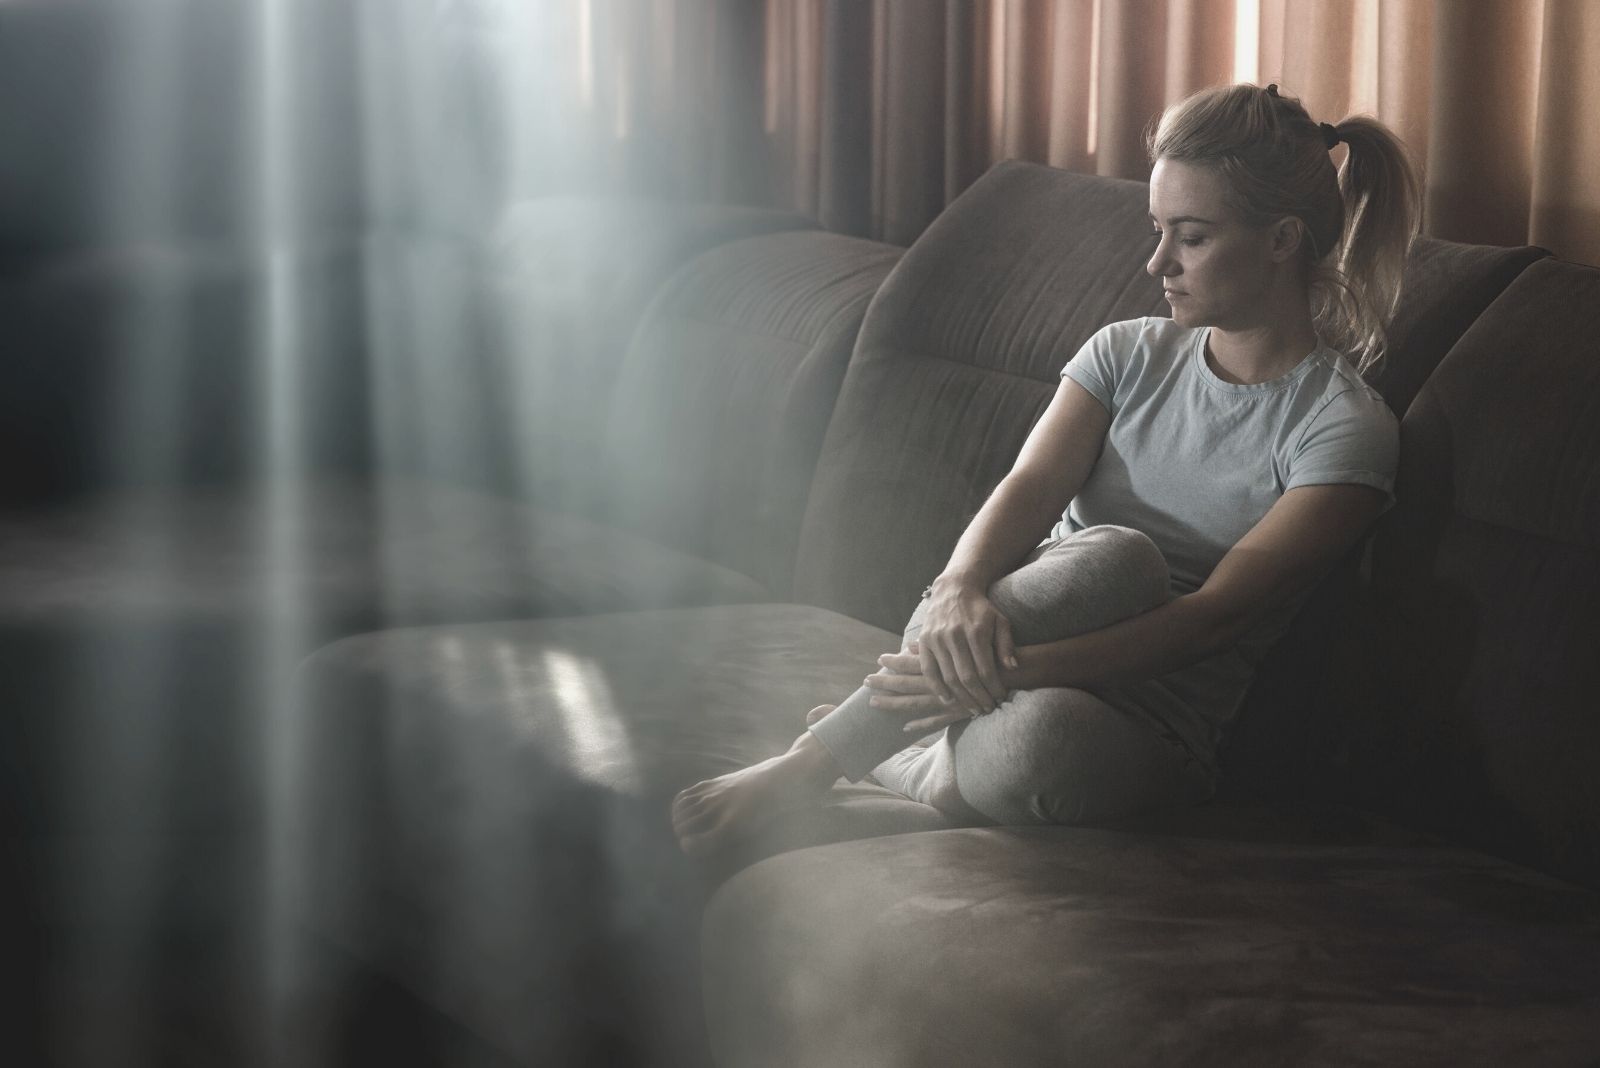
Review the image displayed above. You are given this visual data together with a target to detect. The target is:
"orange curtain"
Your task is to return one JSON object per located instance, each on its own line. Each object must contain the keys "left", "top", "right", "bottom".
{"left": 573, "top": 0, "right": 1600, "bottom": 265}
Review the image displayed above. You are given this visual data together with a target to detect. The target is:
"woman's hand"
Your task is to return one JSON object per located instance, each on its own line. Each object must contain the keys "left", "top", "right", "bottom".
{"left": 864, "top": 645, "right": 989, "bottom": 733}
{"left": 916, "top": 576, "right": 1018, "bottom": 715}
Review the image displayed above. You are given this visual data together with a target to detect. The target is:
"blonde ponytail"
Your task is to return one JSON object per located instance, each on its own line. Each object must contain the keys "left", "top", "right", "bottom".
{"left": 1148, "top": 84, "right": 1421, "bottom": 374}
{"left": 1322, "top": 116, "right": 1422, "bottom": 373}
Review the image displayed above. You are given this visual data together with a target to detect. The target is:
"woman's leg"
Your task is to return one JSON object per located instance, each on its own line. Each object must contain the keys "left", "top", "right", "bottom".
{"left": 808, "top": 524, "right": 1175, "bottom": 783}
{"left": 673, "top": 525, "right": 1189, "bottom": 855}
{"left": 926, "top": 687, "right": 1213, "bottom": 824}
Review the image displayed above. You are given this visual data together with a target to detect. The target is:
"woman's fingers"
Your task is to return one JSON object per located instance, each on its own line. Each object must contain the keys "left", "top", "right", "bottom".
{"left": 918, "top": 641, "right": 956, "bottom": 703}
{"left": 945, "top": 641, "right": 994, "bottom": 715}
{"left": 994, "top": 616, "right": 1019, "bottom": 671}
{"left": 962, "top": 629, "right": 1008, "bottom": 708}
{"left": 876, "top": 651, "right": 922, "bottom": 673}
{"left": 863, "top": 672, "right": 937, "bottom": 695}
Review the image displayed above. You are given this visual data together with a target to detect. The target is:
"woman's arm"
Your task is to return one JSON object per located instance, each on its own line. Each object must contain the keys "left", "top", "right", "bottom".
{"left": 870, "top": 482, "right": 1388, "bottom": 729}
{"left": 916, "top": 377, "right": 1111, "bottom": 712}
{"left": 1002, "top": 482, "right": 1388, "bottom": 691}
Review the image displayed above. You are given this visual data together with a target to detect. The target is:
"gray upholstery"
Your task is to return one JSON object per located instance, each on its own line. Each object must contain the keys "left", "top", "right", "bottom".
{"left": 293, "top": 162, "right": 1600, "bottom": 1066}
{"left": 1371, "top": 256, "right": 1600, "bottom": 890}
{"left": 1374, "top": 236, "right": 1549, "bottom": 416}
{"left": 0, "top": 479, "right": 766, "bottom": 632}
{"left": 472, "top": 199, "right": 818, "bottom": 511}
{"left": 703, "top": 827, "right": 1600, "bottom": 1067}
{"left": 0, "top": 478, "right": 768, "bottom": 833}
{"left": 605, "top": 231, "right": 902, "bottom": 594}
{"left": 300, "top": 604, "right": 944, "bottom": 1065}
{"left": 794, "top": 162, "right": 1168, "bottom": 630}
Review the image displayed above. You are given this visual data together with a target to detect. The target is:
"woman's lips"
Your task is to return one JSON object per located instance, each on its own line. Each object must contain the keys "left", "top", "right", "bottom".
{"left": 1165, "top": 290, "right": 1187, "bottom": 300}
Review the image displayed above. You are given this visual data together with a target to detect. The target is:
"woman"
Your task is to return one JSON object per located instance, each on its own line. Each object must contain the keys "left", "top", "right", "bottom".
{"left": 672, "top": 83, "right": 1419, "bottom": 857}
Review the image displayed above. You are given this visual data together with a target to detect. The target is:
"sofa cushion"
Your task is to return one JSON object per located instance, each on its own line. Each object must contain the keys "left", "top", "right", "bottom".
{"left": 298, "top": 603, "right": 946, "bottom": 1064}
{"left": 467, "top": 199, "right": 817, "bottom": 511}
{"left": 793, "top": 161, "right": 1168, "bottom": 630}
{"left": 1369, "top": 255, "right": 1600, "bottom": 890}
{"left": 603, "top": 230, "right": 902, "bottom": 594}
{"left": 1374, "top": 236, "right": 1548, "bottom": 416}
{"left": 703, "top": 826, "right": 1600, "bottom": 1067}
{"left": 0, "top": 477, "right": 767, "bottom": 834}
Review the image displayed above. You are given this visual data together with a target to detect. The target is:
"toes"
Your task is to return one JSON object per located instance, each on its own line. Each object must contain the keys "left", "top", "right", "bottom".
{"left": 677, "top": 812, "right": 728, "bottom": 857}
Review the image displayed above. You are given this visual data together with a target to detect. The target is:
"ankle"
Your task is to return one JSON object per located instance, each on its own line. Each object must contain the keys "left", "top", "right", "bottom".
{"left": 787, "top": 730, "right": 842, "bottom": 786}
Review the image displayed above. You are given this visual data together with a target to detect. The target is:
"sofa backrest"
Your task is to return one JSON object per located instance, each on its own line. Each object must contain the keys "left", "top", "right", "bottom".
{"left": 602, "top": 230, "right": 902, "bottom": 595}
{"left": 475, "top": 200, "right": 816, "bottom": 514}
{"left": 792, "top": 162, "right": 1167, "bottom": 628}
{"left": 1374, "top": 236, "right": 1549, "bottom": 417}
{"left": 1368, "top": 255, "right": 1600, "bottom": 889}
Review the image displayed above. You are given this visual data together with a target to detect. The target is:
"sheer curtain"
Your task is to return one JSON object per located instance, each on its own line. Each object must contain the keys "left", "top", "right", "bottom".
{"left": 573, "top": 0, "right": 1600, "bottom": 264}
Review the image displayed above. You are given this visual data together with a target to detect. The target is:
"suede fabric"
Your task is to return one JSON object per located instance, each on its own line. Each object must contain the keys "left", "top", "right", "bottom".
{"left": 1371, "top": 256, "right": 1600, "bottom": 890}
{"left": 0, "top": 477, "right": 767, "bottom": 834}
{"left": 794, "top": 162, "right": 1168, "bottom": 630}
{"left": 474, "top": 199, "right": 817, "bottom": 511}
{"left": 1374, "top": 236, "right": 1548, "bottom": 417}
{"left": 604, "top": 231, "right": 902, "bottom": 594}
{"left": 298, "top": 604, "right": 951, "bottom": 1064}
{"left": 703, "top": 826, "right": 1600, "bottom": 1068}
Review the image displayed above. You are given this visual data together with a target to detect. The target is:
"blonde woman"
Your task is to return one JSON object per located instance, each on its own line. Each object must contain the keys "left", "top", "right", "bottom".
{"left": 673, "top": 83, "right": 1420, "bottom": 857}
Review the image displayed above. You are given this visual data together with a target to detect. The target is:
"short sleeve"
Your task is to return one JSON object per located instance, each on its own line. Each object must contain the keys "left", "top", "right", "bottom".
{"left": 1286, "top": 387, "right": 1401, "bottom": 505}
{"left": 1061, "top": 319, "right": 1142, "bottom": 416}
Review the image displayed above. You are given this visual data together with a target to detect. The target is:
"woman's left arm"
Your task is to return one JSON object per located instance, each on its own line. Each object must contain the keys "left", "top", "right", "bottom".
{"left": 868, "top": 483, "right": 1387, "bottom": 722}
{"left": 1004, "top": 482, "right": 1389, "bottom": 691}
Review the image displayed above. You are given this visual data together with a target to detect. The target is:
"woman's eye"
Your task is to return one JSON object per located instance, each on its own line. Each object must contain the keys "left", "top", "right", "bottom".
{"left": 1180, "top": 236, "right": 1205, "bottom": 247}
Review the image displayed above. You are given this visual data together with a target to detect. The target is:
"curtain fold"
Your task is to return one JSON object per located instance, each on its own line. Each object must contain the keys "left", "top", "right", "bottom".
{"left": 567, "top": 0, "right": 1600, "bottom": 265}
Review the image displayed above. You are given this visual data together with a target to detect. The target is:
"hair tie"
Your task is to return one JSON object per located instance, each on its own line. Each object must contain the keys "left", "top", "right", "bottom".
{"left": 1319, "top": 121, "right": 1341, "bottom": 149}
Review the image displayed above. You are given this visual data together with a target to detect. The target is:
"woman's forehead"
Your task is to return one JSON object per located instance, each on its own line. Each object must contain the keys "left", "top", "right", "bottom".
{"left": 1148, "top": 159, "right": 1233, "bottom": 224}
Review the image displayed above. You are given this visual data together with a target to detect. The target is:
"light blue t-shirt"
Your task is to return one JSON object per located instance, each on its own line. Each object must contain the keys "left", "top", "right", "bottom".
{"left": 1047, "top": 316, "right": 1399, "bottom": 768}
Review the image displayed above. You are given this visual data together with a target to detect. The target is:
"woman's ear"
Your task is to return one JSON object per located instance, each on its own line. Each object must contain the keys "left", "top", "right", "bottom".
{"left": 1268, "top": 216, "right": 1306, "bottom": 262}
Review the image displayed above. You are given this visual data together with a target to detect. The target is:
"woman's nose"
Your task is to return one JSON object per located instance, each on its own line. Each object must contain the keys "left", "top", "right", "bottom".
{"left": 1145, "top": 237, "right": 1173, "bottom": 279}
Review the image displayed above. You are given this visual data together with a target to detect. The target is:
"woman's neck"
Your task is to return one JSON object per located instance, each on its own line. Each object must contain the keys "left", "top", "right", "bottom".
{"left": 1206, "top": 310, "right": 1320, "bottom": 385}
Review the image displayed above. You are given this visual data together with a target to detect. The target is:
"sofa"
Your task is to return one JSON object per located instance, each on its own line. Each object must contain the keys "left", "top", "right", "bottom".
{"left": 6, "top": 116, "right": 1598, "bottom": 1059}
{"left": 291, "top": 160, "right": 1600, "bottom": 1067}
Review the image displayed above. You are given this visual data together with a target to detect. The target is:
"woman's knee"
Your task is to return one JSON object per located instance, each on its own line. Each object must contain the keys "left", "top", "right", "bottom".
{"left": 1042, "top": 525, "right": 1170, "bottom": 607}
{"left": 987, "top": 525, "right": 1171, "bottom": 644}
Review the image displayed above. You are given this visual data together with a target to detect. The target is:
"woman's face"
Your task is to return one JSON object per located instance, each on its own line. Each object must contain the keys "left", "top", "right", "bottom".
{"left": 1145, "top": 158, "right": 1280, "bottom": 331}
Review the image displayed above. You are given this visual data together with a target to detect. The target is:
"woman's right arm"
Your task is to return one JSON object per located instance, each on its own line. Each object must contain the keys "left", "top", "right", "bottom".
{"left": 917, "top": 376, "right": 1111, "bottom": 714}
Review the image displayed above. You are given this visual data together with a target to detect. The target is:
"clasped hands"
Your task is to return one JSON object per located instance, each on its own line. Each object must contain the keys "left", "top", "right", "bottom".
{"left": 864, "top": 579, "right": 1018, "bottom": 734}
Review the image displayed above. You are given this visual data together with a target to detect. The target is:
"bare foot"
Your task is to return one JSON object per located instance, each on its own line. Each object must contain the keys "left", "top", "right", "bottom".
{"left": 804, "top": 703, "right": 836, "bottom": 726}
{"left": 671, "top": 732, "right": 841, "bottom": 858}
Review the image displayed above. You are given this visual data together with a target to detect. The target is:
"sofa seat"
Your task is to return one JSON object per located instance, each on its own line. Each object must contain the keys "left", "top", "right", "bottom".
{"left": 702, "top": 825, "right": 1600, "bottom": 1067}
{"left": 296, "top": 600, "right": 1598, "bottom": 1068}
{"left": 301, "top": 601, "right": 951, "bottom": 860}
{"left": 298, "top": 603, "right": 959, "bottom": 1064}
{"left": 0, "top": 477, "right": 766, "bottom": 632}
{"left": 1, "top": 478, "right": 769, "bottom": 837}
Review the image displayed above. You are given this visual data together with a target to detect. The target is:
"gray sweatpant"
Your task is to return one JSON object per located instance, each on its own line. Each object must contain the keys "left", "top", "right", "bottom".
{"left": 807, "top": 525, "right": 1215, "bottom": 827}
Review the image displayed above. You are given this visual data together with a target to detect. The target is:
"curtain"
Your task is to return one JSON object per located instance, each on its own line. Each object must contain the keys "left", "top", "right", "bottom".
{"left": 571, "top": 0, "right": 1600, "bottom": 265}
